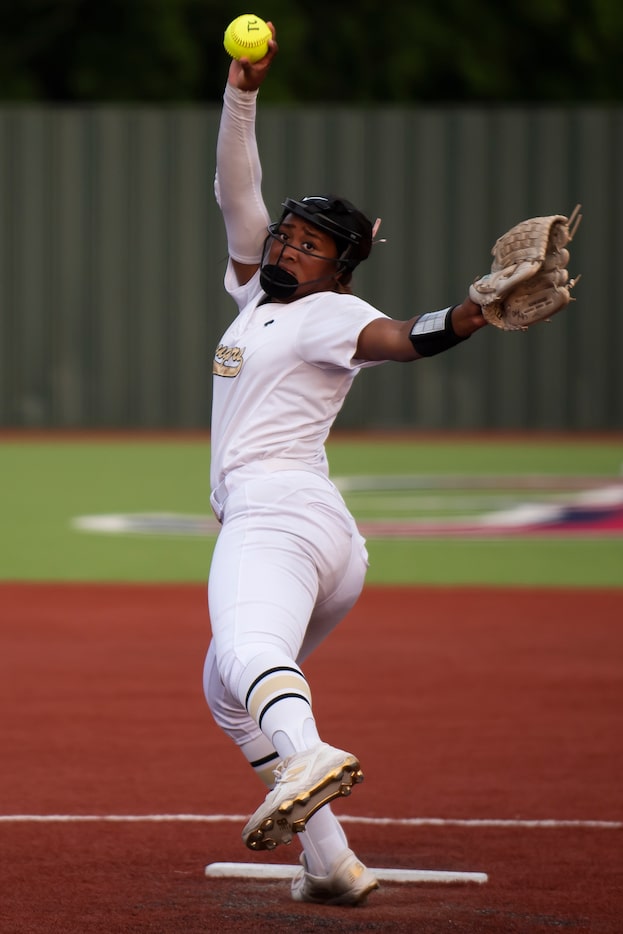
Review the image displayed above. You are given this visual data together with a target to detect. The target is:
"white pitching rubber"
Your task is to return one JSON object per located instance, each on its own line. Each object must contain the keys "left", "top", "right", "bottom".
{"left": 205, "top": 862, "right": 488, "bottom": 884}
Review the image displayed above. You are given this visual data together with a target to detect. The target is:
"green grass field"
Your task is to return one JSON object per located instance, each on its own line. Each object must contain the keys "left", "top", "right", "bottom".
{"left": 2, "top": 435, "right": 622, "bottom": 587}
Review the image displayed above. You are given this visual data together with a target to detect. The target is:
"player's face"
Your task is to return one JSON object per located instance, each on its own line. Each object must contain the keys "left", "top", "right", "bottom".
{"left": 268, "top": 214, "right": 341, "bottom": 298}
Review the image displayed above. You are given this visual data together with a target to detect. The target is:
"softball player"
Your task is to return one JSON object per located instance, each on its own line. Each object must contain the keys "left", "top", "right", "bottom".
{"left": 203, "top": 24, "right": 487, "bottom": 906}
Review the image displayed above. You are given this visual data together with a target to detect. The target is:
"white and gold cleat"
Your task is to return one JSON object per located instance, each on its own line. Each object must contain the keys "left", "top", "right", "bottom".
{"left": 242, "top": 743, "right": 364, "bottom": 851}
{"left": 291, "top": 848, "right": 380, "bottom": 906}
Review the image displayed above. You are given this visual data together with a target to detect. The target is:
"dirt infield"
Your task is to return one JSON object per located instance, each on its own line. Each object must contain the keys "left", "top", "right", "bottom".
{"left": 2, "top": 583, "right": 622, "bottom": 933}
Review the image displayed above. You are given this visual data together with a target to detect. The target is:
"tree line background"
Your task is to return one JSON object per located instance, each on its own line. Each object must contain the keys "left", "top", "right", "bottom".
{"left": 1, "top": 0, "right": 622, "bottom": 104}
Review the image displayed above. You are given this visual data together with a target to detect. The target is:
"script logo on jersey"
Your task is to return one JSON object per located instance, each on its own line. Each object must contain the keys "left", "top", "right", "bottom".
{"left": 213, "top": 344, "right": 245, "bottom": 378}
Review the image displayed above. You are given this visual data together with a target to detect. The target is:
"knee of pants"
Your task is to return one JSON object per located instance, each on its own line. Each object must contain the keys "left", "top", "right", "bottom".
{"left": 212, "top": 644, "right": 261, "bottom": 703}
{"left": 203, "top": 644, "right": 263, "bottom": 747}
{"left": 210, "top": 637, "right": 298, "bottom": 706}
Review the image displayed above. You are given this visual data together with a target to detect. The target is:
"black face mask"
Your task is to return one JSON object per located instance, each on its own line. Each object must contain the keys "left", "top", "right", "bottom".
{"left": 259, "top": 263, "right": 300, "bottom": 300}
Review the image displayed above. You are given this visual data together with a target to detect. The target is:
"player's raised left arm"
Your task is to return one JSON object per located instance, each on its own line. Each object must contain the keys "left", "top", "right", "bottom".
{"left": 355, "top": 297, "right": 487, "bottom": 362}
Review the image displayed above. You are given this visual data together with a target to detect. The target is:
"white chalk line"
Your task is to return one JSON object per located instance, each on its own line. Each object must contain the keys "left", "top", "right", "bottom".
{"left": 0, "top": 814, "right": 620, "bottom": 829}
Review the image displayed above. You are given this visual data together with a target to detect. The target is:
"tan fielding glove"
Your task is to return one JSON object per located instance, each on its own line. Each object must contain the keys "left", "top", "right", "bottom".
{"left": 469, "top": 205, "right": 582, "bottom": 331}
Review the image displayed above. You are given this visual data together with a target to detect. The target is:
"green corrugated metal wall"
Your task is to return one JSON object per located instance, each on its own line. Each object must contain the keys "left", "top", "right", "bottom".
{"left": 1, "top": 105, "right": 621, "bottom": 429}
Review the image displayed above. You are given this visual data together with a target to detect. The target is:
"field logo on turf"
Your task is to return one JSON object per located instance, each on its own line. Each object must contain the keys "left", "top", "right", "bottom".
{"left": 71, "top": 475, "right": 623, "bottom": 539}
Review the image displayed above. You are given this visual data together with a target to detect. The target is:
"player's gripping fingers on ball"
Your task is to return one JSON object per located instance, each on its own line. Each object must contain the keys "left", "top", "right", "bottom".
{"left": 227, "top": 21, "right": 278, "bottom": 93}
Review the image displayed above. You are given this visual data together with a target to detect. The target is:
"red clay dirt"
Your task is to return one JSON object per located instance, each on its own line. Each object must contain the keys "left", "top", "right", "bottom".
{"left": 1, "top": 582, "right": 621, "bottom": 933}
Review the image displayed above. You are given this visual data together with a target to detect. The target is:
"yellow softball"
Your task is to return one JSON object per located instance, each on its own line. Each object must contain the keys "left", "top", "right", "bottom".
{"left": 223, "top": 14, "right": 271, "bottom": 63}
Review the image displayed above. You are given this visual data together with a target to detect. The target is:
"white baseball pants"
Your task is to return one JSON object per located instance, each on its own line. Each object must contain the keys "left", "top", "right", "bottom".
{"left": 203, "top": 465, "right": 368, "bottom": 748}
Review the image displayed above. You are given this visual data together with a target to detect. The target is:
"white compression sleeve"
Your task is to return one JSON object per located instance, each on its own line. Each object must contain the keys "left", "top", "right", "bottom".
{"left": 214, "top": 84, "right": 271, "bottom": 264}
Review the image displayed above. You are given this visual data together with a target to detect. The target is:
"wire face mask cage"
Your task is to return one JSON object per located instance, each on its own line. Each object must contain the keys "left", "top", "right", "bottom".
{"left": 259, "top": 195, "right": 374, "bottom": 300}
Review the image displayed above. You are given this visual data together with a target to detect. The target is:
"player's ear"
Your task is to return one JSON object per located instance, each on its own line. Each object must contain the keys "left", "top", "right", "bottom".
{"left": 336, "top": 265, "right": 352, "bottom": 285}
{"left": 335, "top": 271, "right": 353, "bottom": 294}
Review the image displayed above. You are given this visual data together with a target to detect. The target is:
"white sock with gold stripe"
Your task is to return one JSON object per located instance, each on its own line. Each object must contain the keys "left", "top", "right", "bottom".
{"left": 241, "top": 654, "right": 320, "bottom": 757}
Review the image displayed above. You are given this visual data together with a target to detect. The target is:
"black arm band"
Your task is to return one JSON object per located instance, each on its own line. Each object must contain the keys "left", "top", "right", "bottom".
{"left": 409, "top": 306, "right": 469, "bottom": 357}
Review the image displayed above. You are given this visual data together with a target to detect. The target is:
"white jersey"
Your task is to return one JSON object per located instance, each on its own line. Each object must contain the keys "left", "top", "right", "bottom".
{"left": 210, "top": 264, "right": 387, "bottom": 490}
